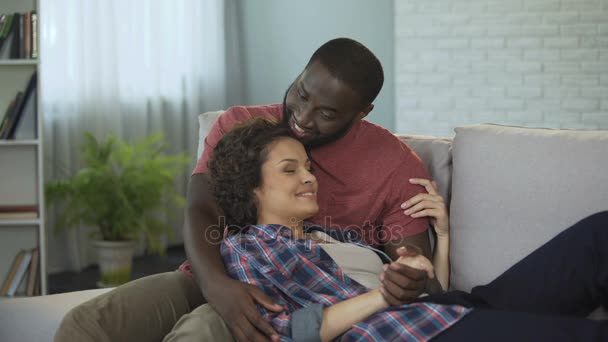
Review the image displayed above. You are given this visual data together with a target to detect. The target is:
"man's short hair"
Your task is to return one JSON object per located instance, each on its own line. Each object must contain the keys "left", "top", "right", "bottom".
{"left": 308, "top": 38, "right": 384, "bottom": 106}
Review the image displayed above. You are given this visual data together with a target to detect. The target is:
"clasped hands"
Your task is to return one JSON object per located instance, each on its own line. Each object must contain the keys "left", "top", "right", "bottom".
{"left": 378, "top": 178, "right": 449, "bottom": 306}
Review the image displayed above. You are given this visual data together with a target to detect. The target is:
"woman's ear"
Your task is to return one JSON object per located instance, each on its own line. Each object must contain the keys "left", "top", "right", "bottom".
{"left": 252, "top": 188, "right": 262, "bottom": 203}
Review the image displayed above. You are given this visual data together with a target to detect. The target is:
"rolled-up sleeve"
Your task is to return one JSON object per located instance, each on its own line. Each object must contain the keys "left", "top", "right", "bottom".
{"left": 291, "top": 303, "right": 324, "bottom": 342}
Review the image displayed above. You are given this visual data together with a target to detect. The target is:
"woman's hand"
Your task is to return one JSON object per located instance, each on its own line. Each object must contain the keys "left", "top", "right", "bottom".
{"left": 395, "top": 245, "right": 435, "bottom": 279}
{"left": 401, "top": 178, "right": 449, "bottom": 238}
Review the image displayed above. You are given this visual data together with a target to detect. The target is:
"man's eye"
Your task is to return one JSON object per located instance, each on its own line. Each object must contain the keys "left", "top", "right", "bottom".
{"left": 284, "top": 170, "right": 295, "bottom": 173}
{"left": 308, "top": 167, "right": 315, "bottom": 173}
{"left": 319, "top": 112, "right": 333, "bottom": 120}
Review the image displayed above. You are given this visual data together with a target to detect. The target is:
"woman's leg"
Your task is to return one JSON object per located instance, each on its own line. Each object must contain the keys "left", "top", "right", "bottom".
{"left": 471, "top": 211, "right": 608, "bottom": 316}
{"left": 433, "top": 309, "right": 608, "bottom": 342}
{"left": 162, "top": 304, "right": 234, "bottom": 342}
{"left": 54, "top": 271, "right": 205, "bottom": 342}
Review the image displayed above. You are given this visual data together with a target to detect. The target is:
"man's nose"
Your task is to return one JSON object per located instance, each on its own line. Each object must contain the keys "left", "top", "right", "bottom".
{"left": 296, "top": 104, "right": 315, "bottom": 129}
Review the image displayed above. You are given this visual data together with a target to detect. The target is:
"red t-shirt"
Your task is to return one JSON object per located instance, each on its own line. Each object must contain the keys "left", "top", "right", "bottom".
{"left": 193, "top": 104, "right": 429, "bottom": 245}
{"left": 180, "top": 104, "right": 430, "bottom": 274}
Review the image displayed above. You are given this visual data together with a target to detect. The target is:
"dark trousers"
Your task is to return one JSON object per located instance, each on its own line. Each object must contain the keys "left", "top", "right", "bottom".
{"left": 431, "top": 211, "right": 608, "bottom": 341}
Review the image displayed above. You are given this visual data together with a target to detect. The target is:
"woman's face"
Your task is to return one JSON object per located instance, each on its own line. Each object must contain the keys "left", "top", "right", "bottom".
{"left": 254, "top": 137, "right": 319, "bottom": 224}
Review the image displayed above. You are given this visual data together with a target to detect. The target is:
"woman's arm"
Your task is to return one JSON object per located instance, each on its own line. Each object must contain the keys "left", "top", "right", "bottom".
{"left": 223, "top": 235, "right": 403, "bottom": 341}
{"left": 433, "top": 234, "right": 449, "bottom": 290}
{"left": 402, "top": 178, "right": 450, "bottom": 290}
{"left": 319, "top": 289, "right": 388, "bottom": 342}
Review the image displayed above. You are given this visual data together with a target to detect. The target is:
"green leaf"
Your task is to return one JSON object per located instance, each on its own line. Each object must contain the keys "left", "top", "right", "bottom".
{"left": 45, "top": 131, "right": 191, "bottom": 255}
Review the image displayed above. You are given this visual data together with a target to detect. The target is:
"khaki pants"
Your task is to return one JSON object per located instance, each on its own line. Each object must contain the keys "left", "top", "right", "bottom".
{"left": 54, "top": 271, "right": 234, "bottom": 342}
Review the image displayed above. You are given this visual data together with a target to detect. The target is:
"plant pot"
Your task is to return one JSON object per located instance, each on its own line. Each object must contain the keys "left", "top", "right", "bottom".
{"left": 93, "top": 240, "right": 136, "bottom": 287}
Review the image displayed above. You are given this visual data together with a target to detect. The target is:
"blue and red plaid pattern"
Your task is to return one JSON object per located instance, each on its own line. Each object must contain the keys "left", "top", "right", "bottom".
{"left": 221, "top": 224, "right": 471, "bottom": 341}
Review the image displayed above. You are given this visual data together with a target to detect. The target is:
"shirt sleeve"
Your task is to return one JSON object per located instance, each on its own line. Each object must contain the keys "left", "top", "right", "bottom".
{"left": 380, "top": 144, "right": 431, "bottom": 244}
{"left": 291, "top": 304, "right": 324, "bottom": 342}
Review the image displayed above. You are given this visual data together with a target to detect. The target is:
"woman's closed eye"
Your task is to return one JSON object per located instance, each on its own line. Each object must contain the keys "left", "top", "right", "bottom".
{"left": 282, "top": 167, "right": 314, "bottom": 174}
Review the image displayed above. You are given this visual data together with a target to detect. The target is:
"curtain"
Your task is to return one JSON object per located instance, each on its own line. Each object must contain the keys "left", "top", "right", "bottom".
{"left": 41, "top": 0, "right": 243, "bottom": 273}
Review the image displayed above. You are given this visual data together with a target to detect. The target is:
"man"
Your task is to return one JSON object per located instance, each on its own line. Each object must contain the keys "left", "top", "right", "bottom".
{"left": 55, "top": 38, "right": 440, "bottom": 342}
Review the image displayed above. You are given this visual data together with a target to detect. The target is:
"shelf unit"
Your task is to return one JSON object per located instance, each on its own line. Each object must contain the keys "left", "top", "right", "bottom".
{"left": 0, "top": 0, "right": 46, "bottom": 296}
{"left": 0, "top": 60, "right": 38, "bottom": 66}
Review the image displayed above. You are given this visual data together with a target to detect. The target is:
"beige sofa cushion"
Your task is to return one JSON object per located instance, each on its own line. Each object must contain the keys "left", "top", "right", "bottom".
{"left": 0, "top": 288, "right": 112, "bottom": 342}
{"left": 197, "top": 111, "right": 224, "bottom": 160}
{"left": 450, "top": 124, "right": 608, "bottom": 293}
{"left": 398, "top": 135, "right": 453, "bottom": 207}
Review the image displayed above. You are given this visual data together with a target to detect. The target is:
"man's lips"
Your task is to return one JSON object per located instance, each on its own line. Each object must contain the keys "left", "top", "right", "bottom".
{"left": 290, "top": 119, "right": 314, "bottom": 139}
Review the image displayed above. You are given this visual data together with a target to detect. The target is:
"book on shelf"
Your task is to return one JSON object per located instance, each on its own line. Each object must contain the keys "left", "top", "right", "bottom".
{"left": 0, "top": 11, "right": 37, "bottom": 60}
{"left": 0, "top": 14, "right": 14, "bottom": 56}
{"left": 0, "top": 204, "right": 38, "bottom": 219}
{"left": 0, "top": 71, "right": 37, "bottom": 139}
{"left": 0, "top": 250, "right": 25, "bottom": 296}
{"left": 9, "top": 13, "right": 20, "bottom": 59}
{"left": 26, "top": 248, "right": 39, "bottom": 296}
{"left": 0, "top": 250, "right": 32, "bottom": 297}
{"left": 31, "top": 12, "right": 38, "bottom": 59}
{"left": 14, "top": 88, "right": 37, "bottom": 139}
{"left": 0, "top": 248, "right": 38, "bottom": 297}
{"left": 0, "top": 97, "right": 16, "bottom": 137}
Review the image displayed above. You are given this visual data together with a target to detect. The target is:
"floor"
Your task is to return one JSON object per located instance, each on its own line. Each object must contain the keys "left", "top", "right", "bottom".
{"left": 48, "top": 245, "right": 187, "bottom": 294}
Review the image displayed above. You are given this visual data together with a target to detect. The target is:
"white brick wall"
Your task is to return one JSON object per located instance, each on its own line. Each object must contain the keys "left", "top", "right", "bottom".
{"left": 395, "top": 0, "right": 608, "bottom": 136}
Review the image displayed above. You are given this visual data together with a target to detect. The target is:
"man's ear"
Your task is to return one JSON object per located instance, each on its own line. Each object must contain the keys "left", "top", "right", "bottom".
{"left": 356, "top": 103, "right": 374, "bottom": 120}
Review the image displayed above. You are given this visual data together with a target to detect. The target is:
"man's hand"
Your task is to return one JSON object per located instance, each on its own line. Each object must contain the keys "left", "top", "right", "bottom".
{"left": 395, "top": 246, "right": 435, "bottom": 279}
{"left": 205, "top": 276, "right": 283, "bottom": 342}
{"left": 379, "top": 246, "right": 429, "bottom": 306}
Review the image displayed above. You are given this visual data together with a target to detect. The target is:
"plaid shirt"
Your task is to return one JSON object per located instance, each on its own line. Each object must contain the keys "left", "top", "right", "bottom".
{"left": 221, "top": 224, "right": 471, "bottom": 341}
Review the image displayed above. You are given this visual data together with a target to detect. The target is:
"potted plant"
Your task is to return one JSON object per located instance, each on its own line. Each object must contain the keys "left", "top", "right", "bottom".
{"left": 46, "top": 132, "right": 190, "bottom": 287}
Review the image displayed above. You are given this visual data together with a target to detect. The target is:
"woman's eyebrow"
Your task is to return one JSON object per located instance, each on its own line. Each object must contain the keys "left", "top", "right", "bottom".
{"left": 277, "top": 158, "right": 298, "bottom": 165}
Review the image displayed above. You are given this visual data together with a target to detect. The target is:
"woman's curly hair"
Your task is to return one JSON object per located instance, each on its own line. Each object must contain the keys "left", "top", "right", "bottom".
{"left": 208, "top": 118, "right": 295, "bottom": 230}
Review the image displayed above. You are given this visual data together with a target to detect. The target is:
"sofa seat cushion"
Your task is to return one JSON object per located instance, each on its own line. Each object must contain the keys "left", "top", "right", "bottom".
{"left": 0, "top": 288, "right": 112, "bottom": 342}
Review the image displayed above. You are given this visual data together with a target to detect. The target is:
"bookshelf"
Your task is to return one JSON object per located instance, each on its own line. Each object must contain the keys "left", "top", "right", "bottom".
{"left": 0, "top": 0, "right": 46, "bottom": 296}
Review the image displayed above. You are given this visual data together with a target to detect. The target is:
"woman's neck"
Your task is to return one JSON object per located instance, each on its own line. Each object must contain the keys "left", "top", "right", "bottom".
{"left": 257, "top": 215, "right": 306, "bottom": 239}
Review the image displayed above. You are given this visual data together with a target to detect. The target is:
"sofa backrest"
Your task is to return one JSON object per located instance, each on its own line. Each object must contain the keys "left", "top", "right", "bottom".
{"left": 197, "top": 112, "right": 607, "bottom": 317}
{"left": 449, "top": 124, "right": 608, "bottom": 292}
{"left": 397, "top": 135, "right": 453, "bottom": 207}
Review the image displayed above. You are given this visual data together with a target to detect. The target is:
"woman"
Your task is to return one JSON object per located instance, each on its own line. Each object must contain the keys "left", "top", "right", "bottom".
{"left": 210, "top": 119, "right": 607, "bottom": 341}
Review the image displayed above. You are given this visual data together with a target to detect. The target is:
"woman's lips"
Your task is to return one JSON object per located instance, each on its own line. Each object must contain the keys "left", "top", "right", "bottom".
{"left": 295, "top": 191, "right": 317, "bottom": 199}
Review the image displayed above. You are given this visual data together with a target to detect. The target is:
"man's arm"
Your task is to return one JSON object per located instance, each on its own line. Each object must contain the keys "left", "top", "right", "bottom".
{"left": 184, "top": 173, "right": 282, "bottom": 342}
{"left": 184, "top": 174, "right": 225, "bottom": 290}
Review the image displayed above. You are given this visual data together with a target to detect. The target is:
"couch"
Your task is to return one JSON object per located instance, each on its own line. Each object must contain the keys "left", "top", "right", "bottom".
{"left": 1, "top": 111, "right": 606, "bottom": 342}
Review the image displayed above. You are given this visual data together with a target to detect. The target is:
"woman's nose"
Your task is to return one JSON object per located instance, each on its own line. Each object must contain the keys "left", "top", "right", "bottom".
{"left": 303, "top": 170, "right": 316, "bottom": 184}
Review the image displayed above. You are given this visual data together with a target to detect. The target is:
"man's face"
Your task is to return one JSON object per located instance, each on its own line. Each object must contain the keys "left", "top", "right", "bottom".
{"left": 282, "top": 61, "right": 372, "bottom": 148}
